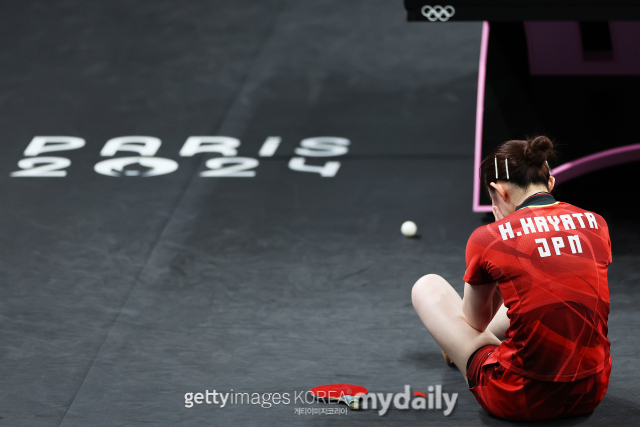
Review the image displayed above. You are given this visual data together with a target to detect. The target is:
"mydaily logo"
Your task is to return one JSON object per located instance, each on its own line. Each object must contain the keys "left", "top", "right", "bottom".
{"left": 361, "top": 385, "right": 458, "bottom": 416}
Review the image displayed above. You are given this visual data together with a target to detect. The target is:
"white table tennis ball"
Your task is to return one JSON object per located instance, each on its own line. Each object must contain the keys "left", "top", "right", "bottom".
{"left": 401, "top": 221, "right": 417, "bottom": 237}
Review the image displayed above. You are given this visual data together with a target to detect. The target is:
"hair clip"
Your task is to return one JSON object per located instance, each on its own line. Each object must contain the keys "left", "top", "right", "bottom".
{"left": 505, "top": 157, "right": 509, "bottom": 179}
{"left": 495, "top": 156, "right": 498, "bottom": 180}
{"left": 546, "top": 160, "right": 550, "bottom": 169}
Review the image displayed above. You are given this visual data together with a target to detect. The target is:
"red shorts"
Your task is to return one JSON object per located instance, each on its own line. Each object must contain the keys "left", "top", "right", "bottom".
{"left": 466, "top": 345, "right": 611, "bottom": 422}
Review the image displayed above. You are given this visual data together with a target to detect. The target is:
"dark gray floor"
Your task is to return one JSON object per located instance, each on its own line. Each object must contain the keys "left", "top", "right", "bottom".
{"left": 0, "top": 1, "right": 638, "bottom": 426}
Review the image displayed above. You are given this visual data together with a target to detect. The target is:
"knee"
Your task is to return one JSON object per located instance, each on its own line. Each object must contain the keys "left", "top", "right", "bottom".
{"left": 411, "top": 274, "right": 445, "bottom": 307}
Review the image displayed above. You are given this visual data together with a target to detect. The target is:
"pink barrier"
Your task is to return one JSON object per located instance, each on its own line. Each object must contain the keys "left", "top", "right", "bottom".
{"left": 552, "top": 143, "right": 640, "bottom": 184}
{"left": 472, "top": 21, "right": 491, "bottom": 213}
{"left": 472, "top": 21, "right": 640, "bottom": 213}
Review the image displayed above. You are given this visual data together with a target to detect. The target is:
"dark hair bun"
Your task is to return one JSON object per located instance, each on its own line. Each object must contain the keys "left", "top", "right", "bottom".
{"left": 525, "top": 135, "right": 554, "bottom": 164}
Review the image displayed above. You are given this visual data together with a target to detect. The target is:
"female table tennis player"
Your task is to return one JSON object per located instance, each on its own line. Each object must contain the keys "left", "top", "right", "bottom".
{"left": 412, "top": 136, "right": 611, "bottom": 421}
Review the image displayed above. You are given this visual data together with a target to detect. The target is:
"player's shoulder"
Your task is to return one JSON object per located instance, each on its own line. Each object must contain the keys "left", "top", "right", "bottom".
{"left": 555, "top": 202, "right": 609, "bottom": 228}
{"left": 467, "top": 221, "right": 498, "bottom": 246}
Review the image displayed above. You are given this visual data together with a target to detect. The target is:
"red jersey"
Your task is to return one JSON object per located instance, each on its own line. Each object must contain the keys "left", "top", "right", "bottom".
{"left": 463, "top": 193, "right": 612, "bottom": 382}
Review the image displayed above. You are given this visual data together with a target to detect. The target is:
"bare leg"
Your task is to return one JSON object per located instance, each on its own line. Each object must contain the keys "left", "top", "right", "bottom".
{"left": 412, "top": 274, "right": 501, "bottom": 381}
{"left": 487, "top": 304, "right": 509, "bottom": 340}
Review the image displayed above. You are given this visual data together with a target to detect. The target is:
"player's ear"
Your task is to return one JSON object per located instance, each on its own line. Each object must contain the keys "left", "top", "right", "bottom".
{"left": 489, "top": 182, "right": 508, "bottom": 203}
{"left": 548, "top": 176, "right": 555, "bottom": 192}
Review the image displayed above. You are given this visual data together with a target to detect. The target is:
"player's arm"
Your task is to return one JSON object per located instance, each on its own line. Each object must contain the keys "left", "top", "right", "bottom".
{"left": 461, "top": 281, "right": 503, "bottom": 332}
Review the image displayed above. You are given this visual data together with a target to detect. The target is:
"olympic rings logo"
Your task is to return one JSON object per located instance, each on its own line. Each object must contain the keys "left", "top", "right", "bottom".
{"left": 421, "top": 5, "right": 455, "bottom": 22}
